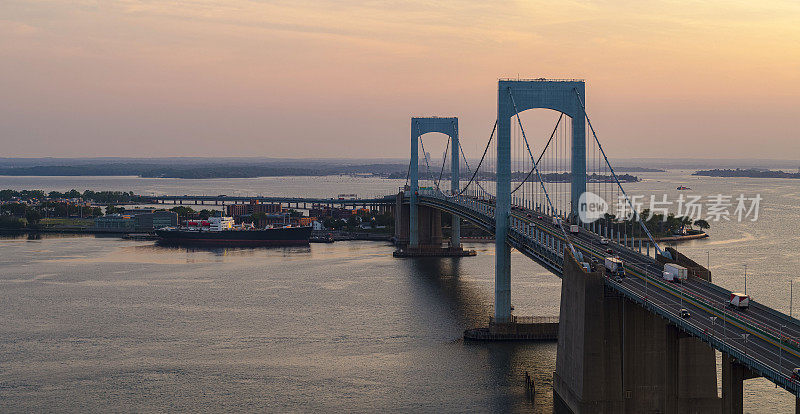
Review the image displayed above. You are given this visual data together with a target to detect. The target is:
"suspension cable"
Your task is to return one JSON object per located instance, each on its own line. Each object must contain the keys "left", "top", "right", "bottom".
{"left": 453, "top": 120, "right": 497, "bottom": 197}
{"left": 435, "top": 136, "right": 450, "bottom": 191}
{"left": 508, "top": 88, "right": 578, "bottom": 259}
{"left": 458, "top": 141, "right": 492, "bottom": 196}
{"left": 573, "top": 88, "right": 663, "bottom": 257}
{"left": 417, "top": 124, "right": 433, "bottom": 185}
{"left": 414, "top": 121, "right": 496, "bottom": 198}
{"left": 511, "top": 113, "right": 564, "bottom": 194}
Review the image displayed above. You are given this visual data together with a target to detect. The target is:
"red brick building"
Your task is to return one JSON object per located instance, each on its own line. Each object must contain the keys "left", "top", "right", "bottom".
{"left": 226, "top": 201, "right": 282, "bottom": 217}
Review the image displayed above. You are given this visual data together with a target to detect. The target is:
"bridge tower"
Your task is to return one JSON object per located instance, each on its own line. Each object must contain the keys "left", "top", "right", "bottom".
{"left": 495, "top": 79, "right": 586, "bottom": 322}
{"left": 394, "top": 117, "right": 474, "bottom": 257}
{"left": 409, "top": 116, "right": 461, "bottom": 248}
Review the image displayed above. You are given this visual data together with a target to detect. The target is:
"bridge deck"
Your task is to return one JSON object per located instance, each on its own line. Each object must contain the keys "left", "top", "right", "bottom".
{"left": 414, "top": 190, "right": 800, "bottom": 397}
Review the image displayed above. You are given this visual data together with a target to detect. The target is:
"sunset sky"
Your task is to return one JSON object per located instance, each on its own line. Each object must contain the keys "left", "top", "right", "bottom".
{"left": 1, "top": 0, "right": 799, "bottom": 159}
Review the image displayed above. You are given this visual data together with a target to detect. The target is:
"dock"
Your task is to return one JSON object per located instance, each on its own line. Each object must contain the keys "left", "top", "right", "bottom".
{"left": 464, "top": 316, "right": 558, "bottom": 341}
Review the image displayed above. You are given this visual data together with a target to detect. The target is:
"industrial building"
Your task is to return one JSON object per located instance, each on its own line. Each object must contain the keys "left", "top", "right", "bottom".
{"left": 93, "top": 210, "right": 178, "bottom": 232}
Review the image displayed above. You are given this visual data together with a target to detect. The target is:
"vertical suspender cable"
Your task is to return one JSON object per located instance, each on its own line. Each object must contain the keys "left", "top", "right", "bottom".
{"left": 507, "top": 88, "right": 578, "bottom": 259}
{"left": 573, "top": 89, "right": 663, "bottom": 257}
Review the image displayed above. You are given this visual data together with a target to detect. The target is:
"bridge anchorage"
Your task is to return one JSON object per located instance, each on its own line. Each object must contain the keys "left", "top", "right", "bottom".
{"left": 397, "top": 78, "right": 800, "bottom": 412}
{"left": 393, "top": 116, "right": 476, "bottom": 258}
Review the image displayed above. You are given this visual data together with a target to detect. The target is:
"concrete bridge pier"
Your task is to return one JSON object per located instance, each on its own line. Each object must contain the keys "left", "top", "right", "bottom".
{"left": 393, "top": 192, "right": 474, "bottom": 257}
{"left": 554, "top": 248, "right": 720, "bottom": 413}
{"left": 721, "top": 354, "right": 760, "bottom": 414}
{"left": 394, "top": 193, "right": 409, "bottom": 245}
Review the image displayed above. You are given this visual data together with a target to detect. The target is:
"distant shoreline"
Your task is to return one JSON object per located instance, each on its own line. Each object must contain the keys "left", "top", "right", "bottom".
{"left": 0, "top": 161, "right": 665, "bottom": 180}
{"left": 693, "top": 168, "right": 800, "bottom": 179}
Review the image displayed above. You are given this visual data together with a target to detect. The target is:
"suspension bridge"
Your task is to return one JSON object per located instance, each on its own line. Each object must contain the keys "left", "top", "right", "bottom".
{"left": 391, "top": 79, "right": 800, "bottom": 413}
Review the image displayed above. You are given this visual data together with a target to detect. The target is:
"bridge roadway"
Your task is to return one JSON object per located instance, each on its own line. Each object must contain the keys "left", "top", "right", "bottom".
{"left": 415, "top": 190, "right": 800, "bottom": 397}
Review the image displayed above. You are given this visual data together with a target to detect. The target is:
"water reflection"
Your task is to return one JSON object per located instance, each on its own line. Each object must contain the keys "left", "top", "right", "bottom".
{"left": 0, "top": 231, "right": 96, "bottom": 241}
{"left": 145, "top": 242, "right": 312, "bottom": 257}
{"left": 405, "top": 256, "right": 556, "bottom": 412}
{"left": 407, "top": 257, "right": 488, "bottom": 329}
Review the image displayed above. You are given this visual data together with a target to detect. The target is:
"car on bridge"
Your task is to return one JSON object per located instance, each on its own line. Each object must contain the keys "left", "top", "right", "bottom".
{"left": 679, "top": 308, "right": 691, "bottom": 318}
{"left": 597, "top": 237, "right": 609, "bottom": 245}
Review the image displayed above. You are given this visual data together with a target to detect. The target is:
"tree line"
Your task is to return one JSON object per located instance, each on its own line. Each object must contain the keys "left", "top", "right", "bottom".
{"left": 596, "top": 209, "right": 710, "bottom": 238}
{"left": 0, "top": 189, "right": 145, "bottom": 204}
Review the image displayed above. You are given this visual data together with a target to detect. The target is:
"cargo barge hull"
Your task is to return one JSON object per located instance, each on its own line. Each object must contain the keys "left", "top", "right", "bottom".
{"left": 156, "top": 226, "right": 312, "bottom": 247}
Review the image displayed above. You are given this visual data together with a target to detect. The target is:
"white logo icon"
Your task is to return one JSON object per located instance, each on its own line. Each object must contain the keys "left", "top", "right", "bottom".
{"left": 578, "top": 191, "right": 608, "bottom": 223}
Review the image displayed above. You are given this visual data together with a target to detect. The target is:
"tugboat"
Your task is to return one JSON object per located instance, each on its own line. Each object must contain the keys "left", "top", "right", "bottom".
{"left": 156, "top": 215, "right": 311, "bottom": 246}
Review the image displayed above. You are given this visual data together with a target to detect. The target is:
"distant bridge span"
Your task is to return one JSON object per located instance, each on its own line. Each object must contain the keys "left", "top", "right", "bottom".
{"left": 148, "top": 194, "right": 396, "bottom": 208}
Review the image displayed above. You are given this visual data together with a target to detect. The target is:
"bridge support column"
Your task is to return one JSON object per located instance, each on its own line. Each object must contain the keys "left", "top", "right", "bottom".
{"left": 394, "top": 192, "right": 410, "bottom": 245}
{"left": 393, "top": 192, "right": 474, "bottom": 258}
{"left": 554, "top": 249, "right": 720, "bottom": 413}
{"left": 451, "top": 124, "right": 461, "bottom": 248}
{"left": 721, "top": 353, "right": 759, "bottom": 414}
{"left": 410, "top": 122, "right": 419, "bottom": 247}
{"left": 495, "top": 89, "right": 512, "bottom": 323}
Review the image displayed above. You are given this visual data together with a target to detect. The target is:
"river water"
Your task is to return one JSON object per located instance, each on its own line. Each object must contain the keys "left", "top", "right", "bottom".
{"left": 0, "top": 171, "right": 798, "bottom": 412}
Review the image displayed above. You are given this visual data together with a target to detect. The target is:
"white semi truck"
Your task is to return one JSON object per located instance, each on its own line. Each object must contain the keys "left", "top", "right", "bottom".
{"left": 730, "top": 293, "right": 750, "bottom": 309}
{"left": 605, "top": 257, "right": 625, "bottom": 276}
{"left": 662, "top": 263, "right": 688, "bottom": 282}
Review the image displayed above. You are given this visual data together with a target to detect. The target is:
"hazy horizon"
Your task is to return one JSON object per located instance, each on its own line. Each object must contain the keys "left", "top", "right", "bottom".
{"left": 2, "top": 1, "right": 799, "bottom": 159}
{"left": 1, "top": 156, "right": 798, "bottom": 171}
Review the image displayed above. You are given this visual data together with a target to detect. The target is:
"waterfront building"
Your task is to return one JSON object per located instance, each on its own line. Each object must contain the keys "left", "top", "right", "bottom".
{"left": 93, "top": 214, "right": 136, "bottom": 231}
{"left": 226, "top": 201, "right": 282, "bottom": 217}
{"left": 135, "top": 211, "right": 178, "bottom": 230}
{"left": 93, "top": 211, "right": 178, "bottom": 232}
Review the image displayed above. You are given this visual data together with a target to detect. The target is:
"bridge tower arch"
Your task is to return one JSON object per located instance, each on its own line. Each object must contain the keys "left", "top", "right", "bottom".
{"left": 409, "top": 117, "right": 461, "bottom": 248}
{"left": 494, "top": 79, "right": 586, "bottom": 323}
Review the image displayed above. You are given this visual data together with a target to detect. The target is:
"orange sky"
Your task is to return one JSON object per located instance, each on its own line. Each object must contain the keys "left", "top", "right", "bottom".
{"left": 1, "top": 0, "right": 799, "bottom": 159}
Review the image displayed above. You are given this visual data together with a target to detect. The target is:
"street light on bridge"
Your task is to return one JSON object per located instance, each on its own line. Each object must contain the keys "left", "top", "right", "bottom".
{"left": 780, "top": 324, "right": 786, "bottom": 377}
{"left": 709, "top": 316, "right": 717, "bottom": 339}
{"left": 744, "top": 264, "right": 748, "bottom": 295}
{"left": 722, "top": 302, "right": 728, "bottom": 342}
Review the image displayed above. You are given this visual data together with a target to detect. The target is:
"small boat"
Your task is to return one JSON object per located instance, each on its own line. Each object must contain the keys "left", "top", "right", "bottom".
{"left": 676, "top": 186, "right": 691, "bottom": 190}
